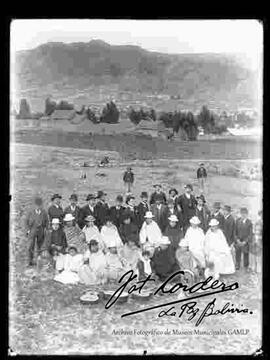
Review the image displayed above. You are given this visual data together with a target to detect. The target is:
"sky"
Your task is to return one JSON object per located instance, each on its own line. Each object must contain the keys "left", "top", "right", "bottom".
{"left": 10, "top": 19, "right": 263, "bottom": 68}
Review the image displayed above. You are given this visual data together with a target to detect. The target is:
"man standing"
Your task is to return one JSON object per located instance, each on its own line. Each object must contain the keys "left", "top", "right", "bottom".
{"left": 25, "top": 197, "right": 49, "bottom": 266}
{"left": 176, "top": 184, "right": 197, "bottom": 235}
{"left": 48, "top": 194, "right": 64, "bottom": 226}
{"left": 210, "top": 202, "right": 225, "bottom": 231}
{"left": 95, "top": 191, "right": 110, "bottom": 230}
{"left": 78, "top": 194, "right": 96, "bottom": 229}
{"left": 150, "top": 184, "right": 167, "bottom": 205}
{"left": 64, "top": 194, "right": 80, "bottom": 225}
{"left": 124, "top": 195, "right": 138, "bottom": 225}
{"left": 235, "top": 207, "right": 253, "bottom": 271}
{"left": 123, "top": 167, "right": 134, "bottom": 194}
{"left": 223, "top": 205, "right": 236, "bottom": 246}
{"left": 109, "top": 195, "right": 126, "bottom": 230}
{"left": 197, "top": 163, "right": 207, "bottom": 193}
{"left": 150, "top": 194, "right": 168, "bottom": 233}
{"left": 135, "top": 192, "right": 150, "bottom": 229}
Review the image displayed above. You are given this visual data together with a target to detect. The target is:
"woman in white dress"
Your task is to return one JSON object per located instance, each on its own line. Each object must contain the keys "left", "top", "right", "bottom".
{"left": 139, "top": 211, "right": 162, "bottom": 256}
{"left": 184, "top": 216, "right": 206, "bottom": 268}
{"left": 54, "top": 246, "right": 84, "bottom": 284}
{"left": 100, "top": 216, "right": 123, "bottom": 253}
{"left": 78, "top": 239, "right": 107, "bottom": 285}
{"left": 204, "top": 219, "right": 235, "bottom": 278}
{"left": 82, "top": 215, "right": 104, "bottom": 251}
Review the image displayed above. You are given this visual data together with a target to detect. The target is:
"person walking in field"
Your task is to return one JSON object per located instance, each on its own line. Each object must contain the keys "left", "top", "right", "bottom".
{"left": 235, "top": 207, "right": 253, "bottom": 271}
{"left": 123, "top": 167, "right": 134, "bottom": 194}
{"left": 48, "top": 194, "right": 64, "bottom": 226}
{"left": 25, "top": 196, "right": 49, "bottom": 266}
{"left": 197, "top": 163, "right": 207, "bottom": 193}
{"left": 64, "top": 194, "right": 80, "bottom": 225}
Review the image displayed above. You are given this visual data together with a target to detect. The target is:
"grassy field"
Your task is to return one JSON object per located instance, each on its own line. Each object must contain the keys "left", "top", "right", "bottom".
{"left": 9, "top": 142, "right": 262, "bottom": 355}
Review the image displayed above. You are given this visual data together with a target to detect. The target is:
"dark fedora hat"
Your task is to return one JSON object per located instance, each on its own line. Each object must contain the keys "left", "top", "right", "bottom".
{"left": 169, "top": 188, "right": 178, "bottom": 195}
{"left": 196, "top": 194, "right": 206, "bottom": 203}
{"left": 86, "top": 193, "right": 95, "bottom": 201}
{"left": 126, "top": 195, "right": 135, "bottom": 204}
{"left": 69, "top": 194, "right": 78, "bottom": 201}
{"left": 184, "top": 184, "right": 193, "bottom": 191}
{"left": 97, "top": 190, "right": 107, "bottom": 198}
{"left": 51, "top": 193, "right": 62, "bottom": 201}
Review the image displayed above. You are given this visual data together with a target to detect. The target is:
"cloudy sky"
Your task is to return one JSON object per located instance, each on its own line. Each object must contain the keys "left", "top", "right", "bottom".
{"left": 11, "top": 19, "right": 263, "bottom": 67}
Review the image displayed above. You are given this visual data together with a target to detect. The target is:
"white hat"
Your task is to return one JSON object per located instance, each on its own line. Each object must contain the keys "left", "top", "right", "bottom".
{"left": 179, "top": 238, "right": 189, "bottom": 247}
{"left": 189, "top": 216, "right": 201, "bottom": 225}
{"left": 52, "top": 218, "right": 60, "bottom": 224}
{"left": 63, "top": 213, "right": 75, "bottom": 222}
{"left": 159, "top": 236, "right": 171, "bottom": 245}
{"left": 209, "top": 218, "right": 219, "bottom": 227}
{"left": 144, "top": 211, "right": 154, "bottom": 219}
{"left": 168, "top": 214, "right": 178, "bottom": 222}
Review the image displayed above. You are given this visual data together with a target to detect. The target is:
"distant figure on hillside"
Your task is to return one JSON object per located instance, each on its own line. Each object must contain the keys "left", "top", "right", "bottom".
{"left": 123, "top": 167, "right": 135, "bottom": 193}
{"left": 197, "top": 163, "right": 207, "bottom": 193}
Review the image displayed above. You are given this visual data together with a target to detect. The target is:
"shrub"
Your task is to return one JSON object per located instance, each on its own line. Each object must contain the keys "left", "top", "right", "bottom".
{"left": 100, "top": 101, "right": 120, "bottom": 124}
{"left": 17, "top": 99, "right": 31, "bottom": 119}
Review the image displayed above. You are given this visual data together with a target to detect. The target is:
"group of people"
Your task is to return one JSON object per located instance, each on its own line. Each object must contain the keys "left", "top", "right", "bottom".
{"left": 24, "top": 179, "right": 262, "bottom": 286}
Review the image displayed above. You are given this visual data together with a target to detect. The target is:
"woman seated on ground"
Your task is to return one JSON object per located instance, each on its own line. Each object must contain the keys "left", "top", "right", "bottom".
{"left": 82, "top": 215, "right": 104, "bottom": 250}
{"left": 139, "top": 211, "right": 162, "bottom": 257}
{"left": 151, "top": 236, "right": 180, "bottom": 282}
{"left": 78, "top": 239, "right": 107, "bottom": 285}
{"left": 184, "top": 216, "right": 206, "bottom": 271}
{"left": 164, "top": 214, "right": 183, "bottom": 251}
{"left": 46, "top": 218, "right": 67, "bottom": 258}
{"left": 119, "top": 213, "right": 139, "bottom": 246}
{"left": 204, "top": 218, "right": 235, "bottom": 279}
{"left": 63, "top": 213, "right": 88, "bottom": 254}
{"left": 101, "top": 216, "right": 123, "bottom": 253}
{"left": 104, "top": 239, "right": 126, "bottom": 283}
{"left": 118, "top": 236, "right": 141, "bottom": 272}
{"left": 54, "top": 246, "right": 84, "bottom": 284}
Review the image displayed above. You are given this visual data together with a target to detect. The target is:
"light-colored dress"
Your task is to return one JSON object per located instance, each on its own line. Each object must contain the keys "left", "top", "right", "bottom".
{"left": 54, "top": 253, "right": 84, "bottom": 284}
{"left": 184, "top": 226, "right": 206, "bottom": 268}
{"left": 64, "top": 225, "right": 88, "bottom": 253}
{"left": 119, "top": 244, "right": 141, "bottom": 272}
{"left": 100, "top": 225, "right": 123, "bottom": 252}
{"left": 82, "top": 225, "right": 101, "bottom": 243}
{"left": 139, "top": 220, "right": 162, "bottom": 256}
{"left": 78, "top": 249, "right": 107, "bottom": 285}
{"left": 204, "top": 228, "right": 235, "bottom": 275}
{"left": 105, "top": 252, "right": 126, "bottom": 282}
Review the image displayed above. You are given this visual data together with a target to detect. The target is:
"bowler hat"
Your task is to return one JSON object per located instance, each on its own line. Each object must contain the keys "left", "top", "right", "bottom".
{"left": 69, "top": 194, "right": 78, "bottom": 201}
{"left": 153, "top": 184, "right": 162, "bottom": 188}
{"left": 126, "top": 195, "right": 135, "bottom": 204}
{"left": 140, "top": 191, "right": 148, "bottom": 198}
{"left": 184, "top": 184, "right": 193, "bottom": 191}
{"left": 169, "top": 188, "right": 178, "bottom": 195}
{"left": 196, "top": 194, "right": 206, "bottom": 203}
{"left": 51, "top": 193, "right": 62, "bottom": 201}
{"left": 86, "top": 193, "right": 95, "bottom": 201}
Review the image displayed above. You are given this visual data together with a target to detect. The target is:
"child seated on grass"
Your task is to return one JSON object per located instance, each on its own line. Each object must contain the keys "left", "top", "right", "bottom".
{"left": 78, "top": 239, "right": 107, "bottom": 285}
{"left": 54, "top": 246, "right": 84, "bottom": 284}
{"left": 104, "top": 240, "right": 126, "bottom": 283}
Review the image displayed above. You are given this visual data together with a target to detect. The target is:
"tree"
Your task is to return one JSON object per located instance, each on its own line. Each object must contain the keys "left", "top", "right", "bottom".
{"left": 45, "top": 97, "right": 57, "bottom": 116}
{"left": 100, "top": 101, "right": 120, "bottom": 124}
{"left": 128, "top": 108, "right": 142, "bottom": 125}
{"left": 18, "top": 99, "right": 31, "bottom": 119}
{"left": 197, "top": 105, "right": 212, "bottom": 133}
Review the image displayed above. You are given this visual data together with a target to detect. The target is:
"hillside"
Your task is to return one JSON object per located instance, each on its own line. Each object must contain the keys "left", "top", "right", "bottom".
{"left": 14, "top": 40, "right": 259, "bottom": 112}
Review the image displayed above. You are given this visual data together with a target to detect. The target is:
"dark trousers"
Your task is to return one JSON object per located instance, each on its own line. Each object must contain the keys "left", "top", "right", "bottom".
{"left": 235, "top": 246, "right": 249, "bottom": 269}
{"left": 28, "top": 227, "right": 45, "bottom": 263}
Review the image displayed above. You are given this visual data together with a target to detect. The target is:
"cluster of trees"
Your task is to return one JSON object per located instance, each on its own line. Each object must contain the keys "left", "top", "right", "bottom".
{"left": 197, "top": 105, "right": 228, "bottom": 134}
{"left": 128, "top": 107, "right": 156, "bottom": 125}
{"left": 16, "top": 99, "right": 43, "bottom": 120}
{"left": 44, "top": 98, "right": 74, "bottom": 116}
{"left": 159, "top": 111, "right": 198, "bottom": 140}
{"left": 99, "top": 101, "right": 120, "bottom": 124}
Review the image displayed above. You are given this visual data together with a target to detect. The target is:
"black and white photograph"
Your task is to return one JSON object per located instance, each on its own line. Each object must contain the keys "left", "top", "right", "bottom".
{"left": 9, "top": 19, "right": 263, "bottom": 355}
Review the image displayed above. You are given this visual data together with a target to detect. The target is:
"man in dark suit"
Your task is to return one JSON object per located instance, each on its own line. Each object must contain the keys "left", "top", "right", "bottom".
{"left": 235, "top": 207, "right": 253, "bottom": 270}
{"left": 78, "top": 194, "right": 97, "bottom": 229}
{"left": 135, "top": 192, "right": 150, "bottom": 229}
{"left": 124, "top": 195, "right": 138, "bottom": 225}
{"left": 210, "top": 202, "right": 225, "bottom": 231}
{"left": 109, "top": 195, "right": 126, "bottom": 230}
{"left": 95, "top": 191, "right": 110, "bottom": 230}
{"left": 150, "top": 194, "right": 168, "bottom": 233}
{"left": 64, "top": 194, "right": 80, "bottom": 225}
{"left": 150, "top": 184, "right": 167, "bottom": 205}
{"left": 223, "top": 205, "right": 236, "bottom": 246}
{"left": 48, "top": 194, "right": 64, "bottom": 226}
{"left": 164, "top": 198, "right": 183, "bottom": 230}
{"left": 176, "top": 184, "right": 197, "bottom": 235}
